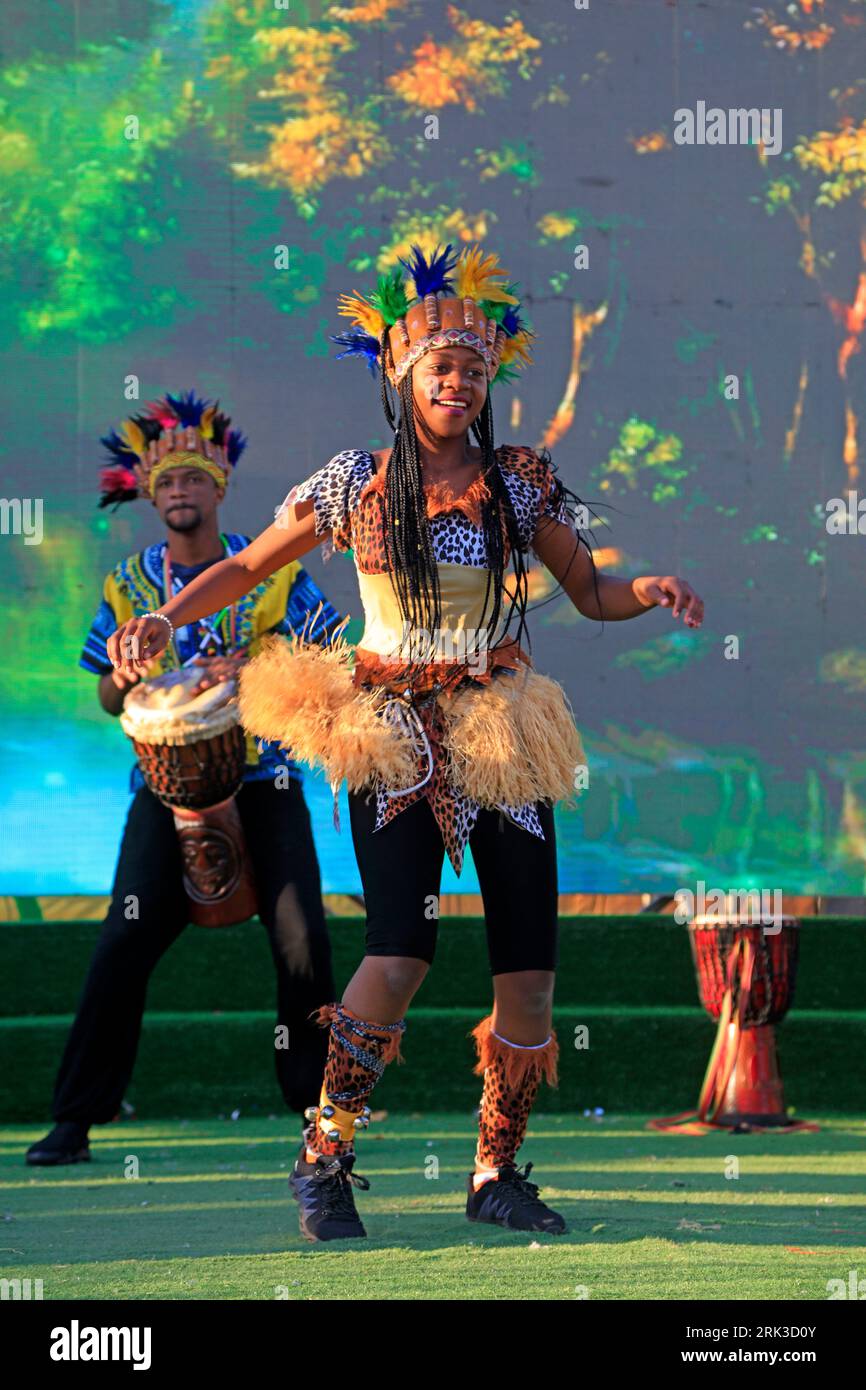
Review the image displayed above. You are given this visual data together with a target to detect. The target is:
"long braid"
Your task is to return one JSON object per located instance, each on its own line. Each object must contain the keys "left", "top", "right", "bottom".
{"left": 381, "top": 372, "right": 443, "bottom": 645}
{"left": 379, "top": 330, "right": 398, "bottom": 434}
{"left": 470, "top": 391, "right": 531, "bottom": 657}
{"left": 377, "top": 337, "right": 440, "bottom": 667}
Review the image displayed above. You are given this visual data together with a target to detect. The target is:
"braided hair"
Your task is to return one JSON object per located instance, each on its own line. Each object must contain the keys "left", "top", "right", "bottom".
{"left": 376, "top": 333, "right": 599, "bottom": 685}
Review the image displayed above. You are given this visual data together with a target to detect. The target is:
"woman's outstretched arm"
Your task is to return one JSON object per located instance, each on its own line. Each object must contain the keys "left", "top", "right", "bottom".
{"left": 532, "top": 517, "right": 704, "bottom": 626}
{"left": 108, "top": 496, "right": 324, "bottom": 675}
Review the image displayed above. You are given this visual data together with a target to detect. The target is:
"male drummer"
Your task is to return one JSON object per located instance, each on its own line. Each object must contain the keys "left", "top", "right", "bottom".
{"left": 26, "top": 389, "right": 343, "bottom": 1166}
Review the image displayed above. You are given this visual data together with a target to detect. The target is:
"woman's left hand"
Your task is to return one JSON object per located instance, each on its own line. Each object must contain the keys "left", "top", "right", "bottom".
{"left": 632, "top": 575, "right": 704, "bottom": 628}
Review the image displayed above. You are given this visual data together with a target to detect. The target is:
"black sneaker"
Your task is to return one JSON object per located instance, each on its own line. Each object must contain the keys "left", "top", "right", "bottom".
{"left": 25, "top": 1122, "right": 91, "bottom": 1167}
{"left": 289, "top": 1142, "right": 370, "bottom": 1242}
{"left": 466, "top": 1161, "right": 567, "bottom": 1234}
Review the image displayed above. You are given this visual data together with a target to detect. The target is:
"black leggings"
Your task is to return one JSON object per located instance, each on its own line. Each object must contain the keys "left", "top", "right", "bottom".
{"left": 348, "top": 791, "right": 559, "bottom": 974}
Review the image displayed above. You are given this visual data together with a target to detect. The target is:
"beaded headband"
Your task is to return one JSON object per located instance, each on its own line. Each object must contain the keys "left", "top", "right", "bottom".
{"left": 97, "top": 390, "right": 247, "bottom": 510}
{"left": 330, "top": 243, "right": 535, "bottom": 389}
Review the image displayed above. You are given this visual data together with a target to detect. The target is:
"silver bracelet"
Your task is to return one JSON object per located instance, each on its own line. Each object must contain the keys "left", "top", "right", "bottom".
{"left": 143, "top": 611, "right": 175, "bottom": 642}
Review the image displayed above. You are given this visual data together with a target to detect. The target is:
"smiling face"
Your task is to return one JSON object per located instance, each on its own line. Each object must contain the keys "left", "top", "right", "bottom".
{"left": 151, "top": 464, "right": 223, "bottom": 533}
{"left": 411, "top": 346, "right": 488, "bottom": 447}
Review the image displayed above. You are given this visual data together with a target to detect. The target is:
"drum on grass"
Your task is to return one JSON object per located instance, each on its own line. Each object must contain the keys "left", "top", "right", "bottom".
{"left": 689, "top": 915, "right": 798, "bottom": 1126}
{"left": 649, "top": 914, "right": 818, "bottom": 1135}
{"left": 120, "top": 669, "right": 258, "bottom": 927}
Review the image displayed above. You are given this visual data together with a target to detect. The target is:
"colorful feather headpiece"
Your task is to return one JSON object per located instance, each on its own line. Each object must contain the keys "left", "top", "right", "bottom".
{"left": 331, "top": 242, "right": 535, "bottom": 389}
{"left": 97, "top": 389, "right": 248, "bottom": 510}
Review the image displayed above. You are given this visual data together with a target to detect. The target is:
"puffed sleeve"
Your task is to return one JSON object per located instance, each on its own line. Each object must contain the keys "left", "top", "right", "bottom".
{"left": 275, "top": 451, "right": 367, "bottom": 558}
{"left": 497, "top": 445, "right": 581, "bottom": 552}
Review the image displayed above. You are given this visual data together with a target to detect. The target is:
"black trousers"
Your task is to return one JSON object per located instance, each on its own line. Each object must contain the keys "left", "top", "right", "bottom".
{"left": 51, "top": 778, "right": 336, "bottom": 1125}
{"left": 348, "top": 790, "right": 560, "bottom": 973}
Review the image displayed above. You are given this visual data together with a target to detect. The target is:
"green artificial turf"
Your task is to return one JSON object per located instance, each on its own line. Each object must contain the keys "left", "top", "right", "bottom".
{"left": 4, "top": 1007, "right": 864, "bottom": 1121}
{"left": 4, "top": 917, "right": 866, "bottom": 1016}
{"left": 3, "top": 916, "right": 865, "bottom": 1120}
{"left": 2, "top": 1114, "right": 864, "bottom": 1301}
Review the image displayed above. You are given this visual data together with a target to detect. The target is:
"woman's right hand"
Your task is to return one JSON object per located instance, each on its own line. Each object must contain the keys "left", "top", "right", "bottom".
{"left": 107, "top": 615, "right": 171, "bottom": 676}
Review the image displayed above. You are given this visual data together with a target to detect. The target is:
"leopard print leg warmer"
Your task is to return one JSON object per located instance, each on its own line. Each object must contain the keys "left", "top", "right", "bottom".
{"left": 304, "top": 1001, "right": 406, "bottom": 1159}
{"left": 470, "top": 1013, "right": 559, "bottom": 1173}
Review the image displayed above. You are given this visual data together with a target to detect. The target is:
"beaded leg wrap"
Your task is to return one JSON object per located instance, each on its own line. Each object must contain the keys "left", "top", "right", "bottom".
{"left": 470, "top": 1014, "right": 559, "bottom": 1174}
{"left": 304, "top": 1002, "right": 406, "bottom": 1158}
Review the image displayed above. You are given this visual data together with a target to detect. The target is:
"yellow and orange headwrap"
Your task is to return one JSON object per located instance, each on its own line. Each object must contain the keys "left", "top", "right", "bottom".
{"left": 147, "top": 451, "right": 229, "bottom": 497}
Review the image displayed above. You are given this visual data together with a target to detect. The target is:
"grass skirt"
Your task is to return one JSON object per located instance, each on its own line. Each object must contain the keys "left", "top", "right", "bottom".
{"left": 238, "top": 632, "right": 585, "bottom": 807}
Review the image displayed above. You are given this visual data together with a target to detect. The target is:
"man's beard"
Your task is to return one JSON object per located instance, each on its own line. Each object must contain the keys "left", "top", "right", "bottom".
{"left": 165, "top": 506, "right": 203, "bottom": 533}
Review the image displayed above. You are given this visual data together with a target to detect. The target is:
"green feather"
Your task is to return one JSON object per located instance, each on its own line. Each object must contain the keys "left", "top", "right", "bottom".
{"left": 370, "top": 270, "right": 410, "bottom": 327}
{"left": 479, "top": 296, "right": 511, "bottom": 325}
{"left": 491, "top": 361, "right": 519, "bottom": 387}
{"left": 480, "top": 283, "right": 520, "bottom": 324}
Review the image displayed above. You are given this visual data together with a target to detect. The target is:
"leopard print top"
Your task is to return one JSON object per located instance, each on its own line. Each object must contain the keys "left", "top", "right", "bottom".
{"left": 278, "top": 445, "right": 576, "bottom": 875}
{"left": 280, "top": 444, "right": 572, "bottom": 570}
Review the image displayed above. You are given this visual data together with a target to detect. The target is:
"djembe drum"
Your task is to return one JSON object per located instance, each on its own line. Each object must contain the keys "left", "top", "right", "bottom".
{"left": 649, "top": 913, "right": 817, "bottom": 1134}
{"left": 120, "top": 669, "right": 258, "bottom": 928}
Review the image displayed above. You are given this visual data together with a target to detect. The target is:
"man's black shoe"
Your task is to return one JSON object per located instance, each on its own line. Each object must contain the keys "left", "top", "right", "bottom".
{"left": 289, "top": 1142, "right": 370, "bottom": 1242}
{"left": 466, "top": 1161, "right": 567, "bottom": 1233}
{"left": 25, "top": 1122, "right": 91, "bottom": 1167}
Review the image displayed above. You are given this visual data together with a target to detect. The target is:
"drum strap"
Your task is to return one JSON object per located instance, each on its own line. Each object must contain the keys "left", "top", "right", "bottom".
{"left": 162, "top": 534, "right": 237, "bottom": 664}
{"left": 695, "top": 935, "right": 754, "bottom": 1122}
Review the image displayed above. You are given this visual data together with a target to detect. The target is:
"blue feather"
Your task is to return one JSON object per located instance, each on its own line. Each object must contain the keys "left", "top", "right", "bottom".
{"left": 398, "top": 242, "right": 458, "bottom": 300}
{"left": 226, "top": 429, "right": 247, "bottom": 466}
{"left": 165, "top": 389, "right": 210, "bottom": 428}
{"left": 502, "top": 305, "right": 523, "bottom": 336}
{"left": 331, "top": 329, "right": 382, "bottom": 377}
{"left": 99, "top": 429, "right": 137, "bottom": 461}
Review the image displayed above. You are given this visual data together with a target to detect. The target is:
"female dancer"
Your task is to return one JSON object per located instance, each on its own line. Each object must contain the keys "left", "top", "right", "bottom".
{"left": 109, "top": 244, "right": 703, "bottom": 1242}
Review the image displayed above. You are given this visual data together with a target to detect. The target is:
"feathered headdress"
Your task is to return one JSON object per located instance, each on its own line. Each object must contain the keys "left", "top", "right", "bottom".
{"left": 98, "top": 389, "right": 248, "bottom": 510}
{"left": 331, "top": 242, "right": 535, "bottom": 388}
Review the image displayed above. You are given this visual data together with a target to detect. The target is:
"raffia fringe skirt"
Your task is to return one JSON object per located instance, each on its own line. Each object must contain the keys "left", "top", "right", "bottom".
{"left": 238, "top": 632, "right": 586, "bottom": 808}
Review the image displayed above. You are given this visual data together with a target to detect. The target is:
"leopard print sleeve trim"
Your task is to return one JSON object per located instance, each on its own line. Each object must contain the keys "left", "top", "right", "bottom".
{"left": 496, "top": 444, "right": 581, "bottom": 557}
{"left": 496, "top": 445, "right": 551, "bottom": 551}
{"left": 276, "top": 450, "right": 373, "bottom": 555}
{"left": 538, "top": 457, "right": 574, "bottom": 530}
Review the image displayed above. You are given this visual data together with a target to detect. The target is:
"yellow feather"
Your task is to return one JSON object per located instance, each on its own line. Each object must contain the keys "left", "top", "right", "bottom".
{"left": 455, "top": 246, "right": 518, "bottom": 305}
{"left": 499, "top": 328, "right": 534, "bottom": 369}
{"left": 337, "top": 292, "right": 386, "bottom": 338}
{"left": 120, "top": 418, "right": 146, "bottom": 457}
{"left": 200, "top": 404, "right": 216, "bottom": 441}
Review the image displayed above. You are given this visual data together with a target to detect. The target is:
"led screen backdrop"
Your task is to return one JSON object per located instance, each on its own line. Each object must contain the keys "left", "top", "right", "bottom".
{"left": 2, "top": 0, "right": 865, "bottom": 896}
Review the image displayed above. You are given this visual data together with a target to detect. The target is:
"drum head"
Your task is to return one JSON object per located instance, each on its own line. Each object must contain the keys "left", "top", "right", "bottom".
{"left": 120, "top": 667, "right": 239, "bottom": 746}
